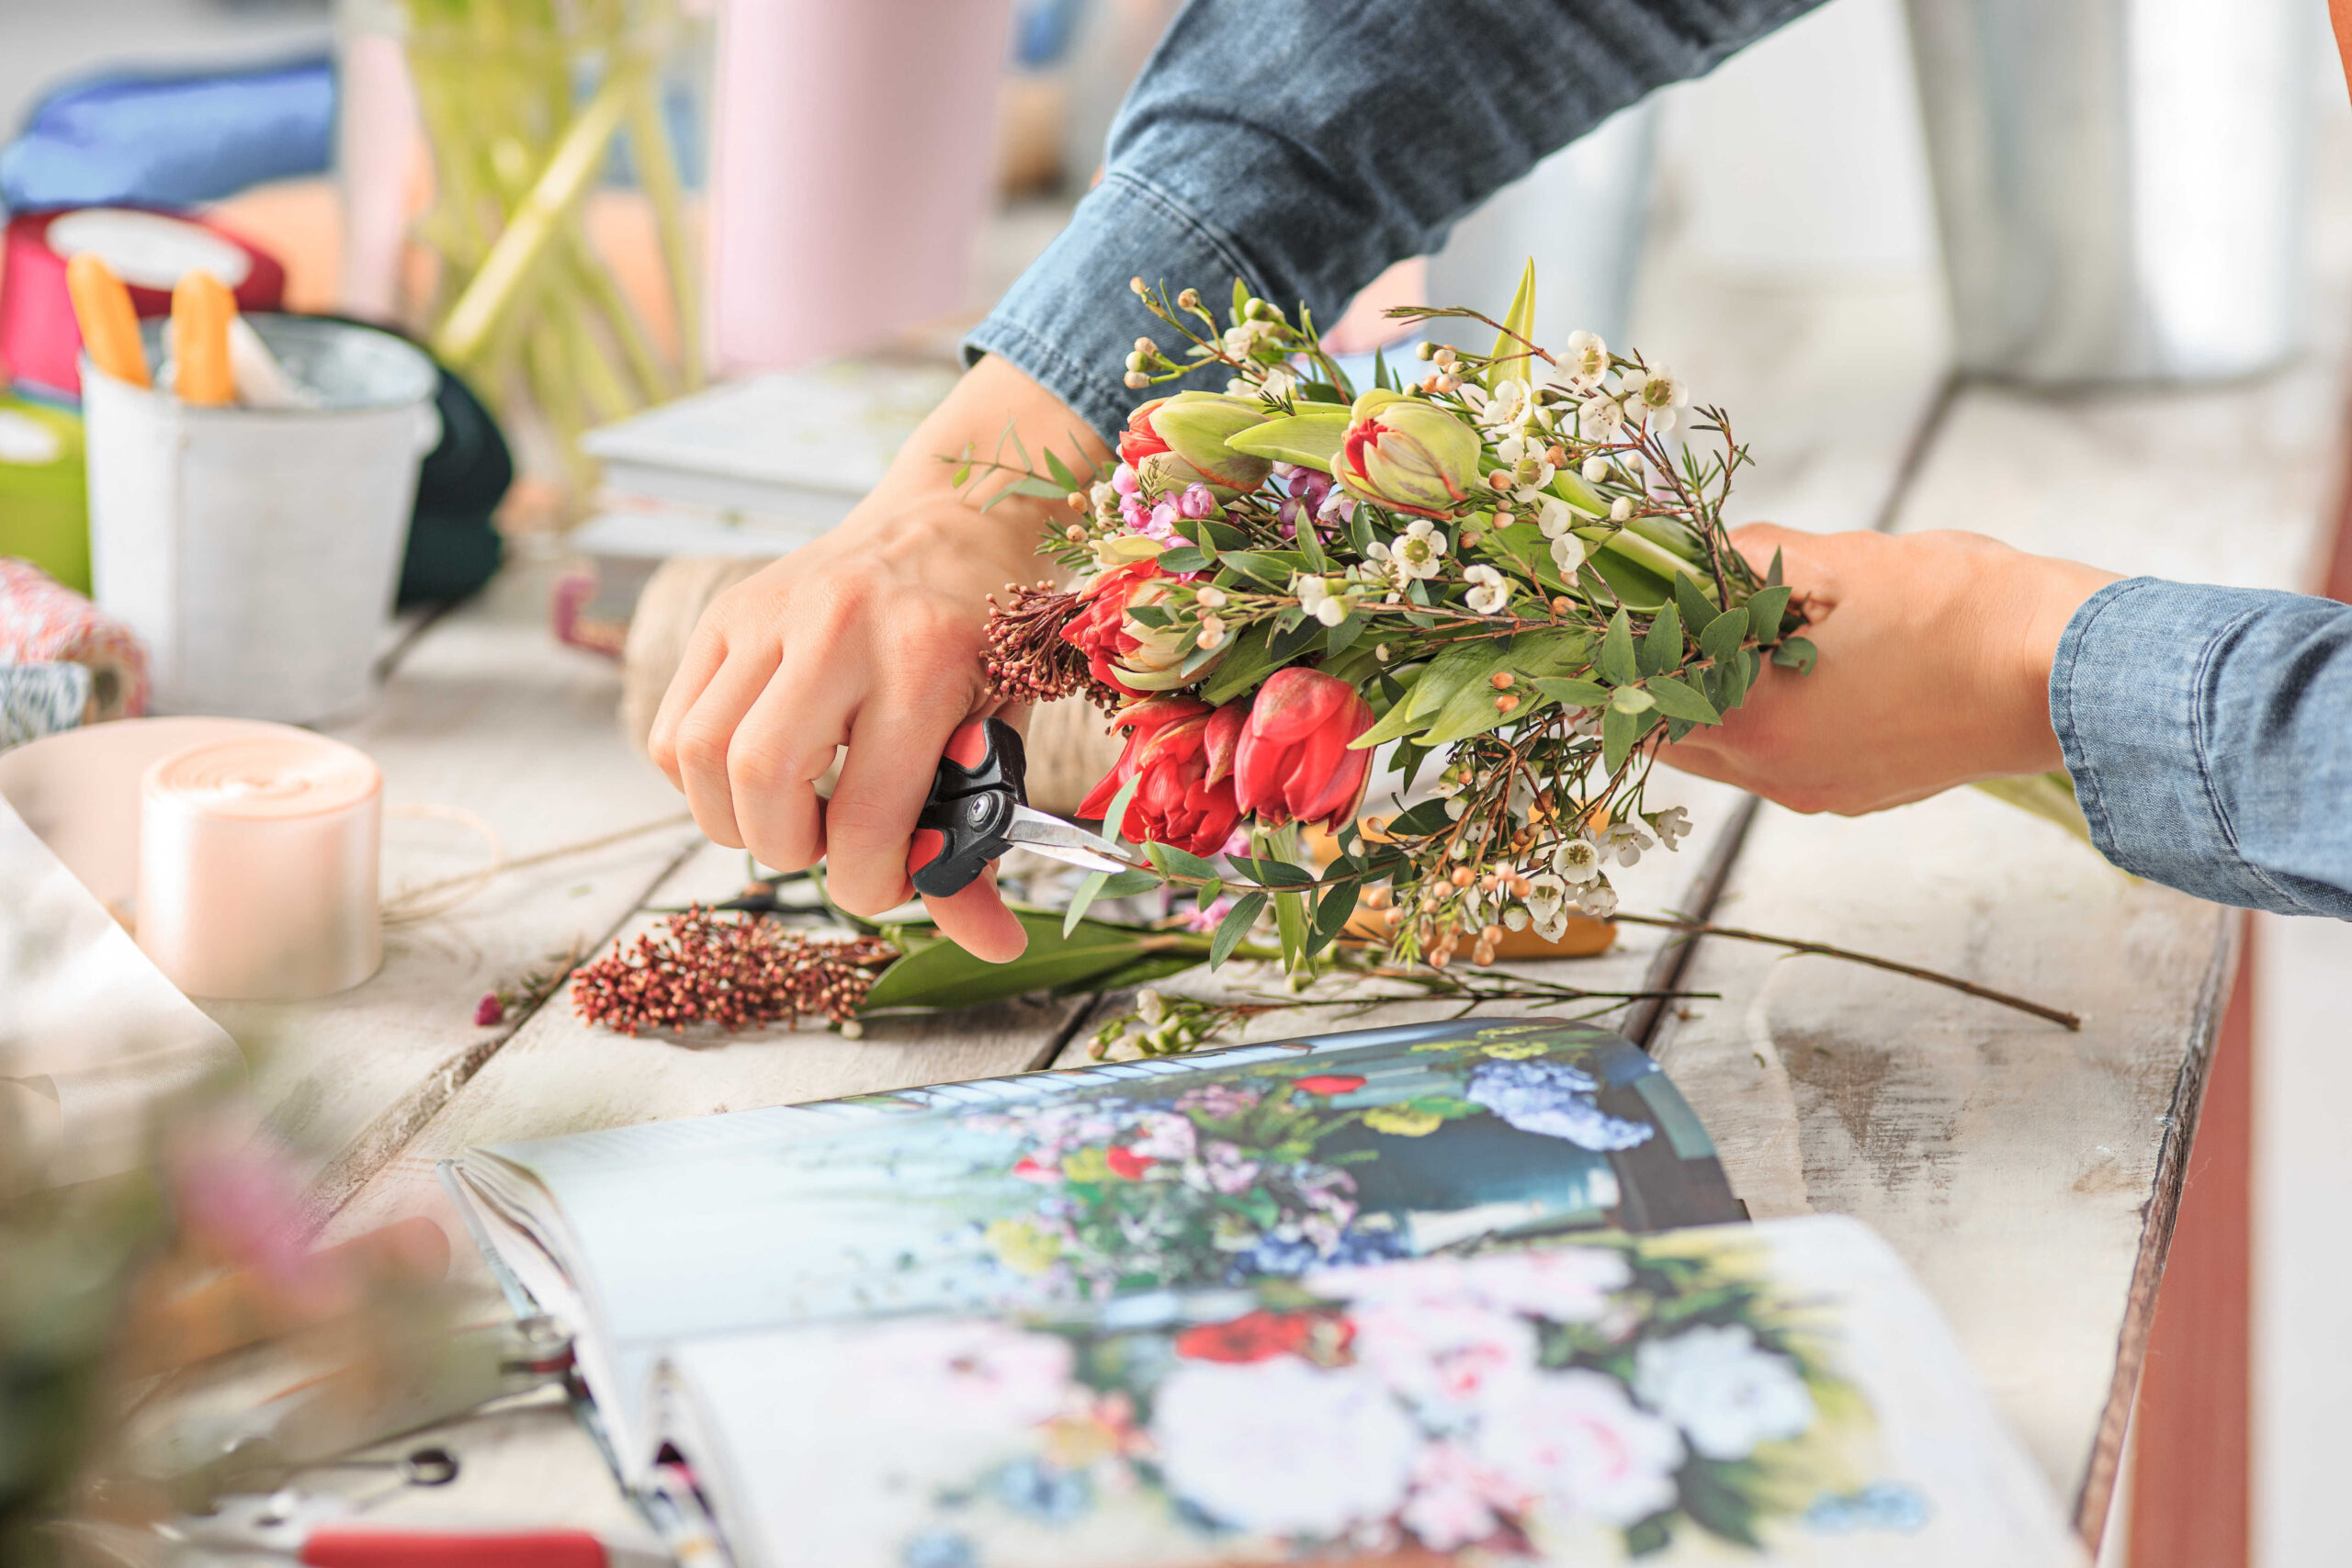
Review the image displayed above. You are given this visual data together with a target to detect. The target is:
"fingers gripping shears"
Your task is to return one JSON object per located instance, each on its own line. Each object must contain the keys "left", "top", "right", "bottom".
{"left": 907, "top": 717, "right": 1129, "bottom": 897}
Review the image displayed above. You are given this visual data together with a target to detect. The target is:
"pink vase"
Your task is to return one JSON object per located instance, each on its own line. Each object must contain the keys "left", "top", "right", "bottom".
{"left": 707, "top": 0, "right": 1012, "bottom": 373}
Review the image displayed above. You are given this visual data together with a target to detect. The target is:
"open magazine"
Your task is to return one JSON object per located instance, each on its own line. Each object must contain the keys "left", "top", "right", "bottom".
{"left": 440, "top": 1019, "right": 2080, "bottom": 1566}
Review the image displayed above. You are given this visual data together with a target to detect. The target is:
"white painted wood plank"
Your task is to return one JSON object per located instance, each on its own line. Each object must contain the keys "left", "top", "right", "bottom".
{"left": 200, "top": 560, "right": 706, "bottom": 1214}
{"left": 322, "top": 838, "right": 1087, "bottom": 1259}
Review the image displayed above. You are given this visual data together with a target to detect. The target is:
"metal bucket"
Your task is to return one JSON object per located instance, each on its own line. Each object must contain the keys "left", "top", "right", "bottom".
{"left": 1905, "top": 0, "right": 2312, "bottom": 384}
{"left": 82, "top": 315, "right": 438, "bottom": 723}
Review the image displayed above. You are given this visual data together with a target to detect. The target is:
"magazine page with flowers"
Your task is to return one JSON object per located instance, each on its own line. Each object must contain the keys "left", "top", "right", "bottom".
{"left": 447, "top": 1020, "right": 1738, "bottom": 1471}
{"left": 658, "top": 1216, "right": 2080, "bottom": 1568}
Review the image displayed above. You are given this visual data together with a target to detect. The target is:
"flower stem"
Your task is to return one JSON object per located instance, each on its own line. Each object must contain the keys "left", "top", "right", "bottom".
{"left": 1612, "top": 913, "right": 2083, "bottom": 1032}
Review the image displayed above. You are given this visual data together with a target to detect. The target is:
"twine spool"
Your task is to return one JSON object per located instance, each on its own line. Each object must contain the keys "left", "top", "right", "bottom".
{"left": 0, "top": 662, "right": 92, "bottom": 750}
{"left": 0, "top": 556, "right": 149, "bottom": 722}
{"left": 618, "top": 555, "right": 1126, "bottom": 818}
{"left": 136, "top": 730, "right": 382, "bottom": 999}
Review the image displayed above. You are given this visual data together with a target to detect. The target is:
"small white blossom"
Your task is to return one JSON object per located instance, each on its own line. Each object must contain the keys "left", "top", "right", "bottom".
{"left": 1580, "top": 391, "right": 1628, "bottom": 437}
{"left": 1482, "top": 377, "right": 1532, "bottom": 433}
{"left": 1295, "top": 574, "right": 1351, "bottom": 626}
{"left": 1600, "top": 821, "right": 1653, "bottom": 866}
{"left": 1550, "top": 533, "right": 1589, "bottom": 576}
{"left": 1137, "top": 988, "right": 1167, "bottom": 1025}
{"left": 1554, "top": 837, "right": 1602, "bottom": 886}
{"left": 1443, "top": 795, "right": 1469, "bottom": 820}
{"left": 1651, "top": 806, "right": 1691, "bottom": 851}
{"left": 1534, "top": 494, "right": 1579, "bottom": 540}
{"left": 1623, "top": 363, "right": 1691, "bottom": 434}
{"left": 1463, "top": 563, "right": 1510, "bottom": 615}
{"left": 1580, "top": 454, "right": 1611, "bottom": 483}
{"left": 1609, "top": 495, "right": 1635, "bottom": 523}
{"left": 1501, "top": 902, "right": 1531, "bottom": 931}
{"left": 1382, "top": 520, "right": 1450, "bottom": 581}
{"left": 1556, "top": 330, "right": 1610, "bottom": 389}
{"left": 1523, "top": 873, "right": 1569, "bottom": 942}
{"left": 1193, "top": 584, "right": 1227, "bottom": 610}
{"left": 1577, "top": 880, "right": 1619, "bottom": 919}
{"left": 1222, "top": 319, "right": 1282, "bottom": 359}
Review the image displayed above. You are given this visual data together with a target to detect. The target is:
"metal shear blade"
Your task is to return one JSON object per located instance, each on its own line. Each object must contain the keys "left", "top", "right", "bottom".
{"left": 1002, "top": 806, "right": 1131, "bottom": 876}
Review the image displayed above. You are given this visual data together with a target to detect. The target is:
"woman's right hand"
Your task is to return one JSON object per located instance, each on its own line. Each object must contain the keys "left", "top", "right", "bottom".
{"left": 646, "top": 355, "right": 1110, "bottom": 963}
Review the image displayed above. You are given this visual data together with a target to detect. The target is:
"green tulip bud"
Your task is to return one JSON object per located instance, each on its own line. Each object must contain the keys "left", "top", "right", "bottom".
{"left": 1336, "top": 389, "right": 1483, "bottom": 520}
{"left": 1143, "top": 390, "right": 1275, "bottom": 496}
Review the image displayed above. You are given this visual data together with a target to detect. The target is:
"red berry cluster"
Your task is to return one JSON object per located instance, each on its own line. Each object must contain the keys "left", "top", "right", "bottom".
{"left": 981, "top": 581, "right": 1117, "bottom": 709}
{"left": 570, "top": 908, "right": 899, "bottom": 1036}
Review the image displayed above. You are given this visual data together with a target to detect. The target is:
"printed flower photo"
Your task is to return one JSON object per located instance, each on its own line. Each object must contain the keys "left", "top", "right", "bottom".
{"left": 806, "top": 1233, "right": 1913, "bottom": 1567}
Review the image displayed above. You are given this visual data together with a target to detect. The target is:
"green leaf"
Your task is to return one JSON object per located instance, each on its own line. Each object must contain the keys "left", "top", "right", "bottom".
{"left": 1227, "top": 409, "right": 1350, "bottom": 470}
{"left": 1195, "top": 875, "right": 1224, "bottom": 910}
{"left": 1767, "top": 547, "right": 1784, "bottom": 588}
{"left": 1063, "top": 871, "right": 1109, "bottom": 938}
{"left": 1321, "top": 609, "right": 1362, "bottom": 656}
{"left": 1672, "top": 569, "right": 1721, "bottom": 632}
{"left": 1210, "top": 893, "right": 1268, "bottom": 968}
{"left": 1296, "top": 378, "right": 1346, "bottom": 404}
{"left": 1599, "top": 609, "right": 1640, "bottom": 686}
{"left": 1644, "top": 673, "right": 1722, "bottom": 725}
{"left": 1372, "top": 344, "right": 1393, "bottom": 394}
{"left": 1530, "top": 675, "right": 1611, "bottom": 706}
{"left": 1486, "top": 257, "right": 1537, "bottom": 391}
{"left": 1296, "top": 515, "right": 1331, "bottom": 573}
{"left": 1771, "top": 635, "right": 1818, "bottom": 673}
{"left": 1231, "top": 276, "right": 1250, "bottom": 324}
{"left": 1043, "top": 447, "right": 1081, "bottom": 492}
{"left": 1143, "top": 841, "right": 1220, "bottom": 881}
{"left": 1199, "top": 518, "right": 1249, "bottom": 552}
{"left": 1155, "top": 545, "right": 1209, "bottom": 574}
{"left": 1348, "top": 505, "right": 1374, "bottom": 556}
{"left": 1216, "top": 551, "right": 1296, "bottom": 587}
{"left": 1125, "top": 603, "right": 1173, "bottom": 629}
{"left": 1699, "top": 606, "right": 1748, "bottom": 667}
{"left": 1350, "top": 636, "right": 1514, "bottom": 748}
{"left": 1721, "top": 647, "right": 1754, "bottom": 708}
{"left": 1312, "top": 878, "right": 1360, "bottom": 941}
{"left": 1587, "top": 541, "right": 1674, "bottom": 612}
{"left": 1086, "top": 951, "right": 1215, "bottom": 995}
{"left": 1601, "top": 701, "right": 1654, "bottom": 773}
{"left": 1096, "top": 772, "right": 1145, "bottom": 845}
{"left": 1746, "top": 585, "right": 1792, "bottom": 641}
{"left": 863, "top": 912, "right": 1159, "bottom": 1010}
{"left": 1199, "top": 622, "right": 1278, "bottom": 704}
{"left": 1549, "top": 468, "right": 1608, "bottom": 517}
{"left": 1610, "top": 685, "right": 1657, "bottom": 714}
{"left": 1638, "top": 604, "right": 1681, "bottom": 676}
{"left": 1232, "top": 855, "right": 1317, "bottom": 889}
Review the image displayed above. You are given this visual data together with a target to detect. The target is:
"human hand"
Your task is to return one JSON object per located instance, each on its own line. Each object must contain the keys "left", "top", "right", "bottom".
{"left": 647, "top": 356, "right": 1110, "bottom": 962}
{"left": 1659, "top": 525, "right": 2120, "bottom": 814}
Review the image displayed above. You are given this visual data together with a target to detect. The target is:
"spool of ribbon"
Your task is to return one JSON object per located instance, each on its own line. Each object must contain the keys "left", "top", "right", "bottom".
{"left": 0, "top": 662, "right": 93, "bottom": 750}
{"left": 0, "top": 556, "right": 149, "bottom": 721}
{"left": 0, "top": 208, "right": 285, "bottom": 398}
{"left": 136, "top": 729, "right": 382, "bottom": 1000}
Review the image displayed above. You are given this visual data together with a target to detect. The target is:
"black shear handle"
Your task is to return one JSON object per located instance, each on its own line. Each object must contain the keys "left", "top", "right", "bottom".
{"left": 907, "top": 716, "right": 1029, "bottom": 898}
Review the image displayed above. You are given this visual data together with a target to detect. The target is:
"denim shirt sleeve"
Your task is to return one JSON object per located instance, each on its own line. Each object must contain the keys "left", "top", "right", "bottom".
{"left": 967, "top": 0, "right": 1827, "bottom": 443}
{"left": 2052, "top": 578, "right": 2352, "bottom": 919}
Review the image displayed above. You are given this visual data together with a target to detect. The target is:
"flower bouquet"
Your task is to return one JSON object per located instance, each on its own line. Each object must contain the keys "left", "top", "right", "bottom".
{"left": 970, "top": 265, "right": 1812, "bottom": 975}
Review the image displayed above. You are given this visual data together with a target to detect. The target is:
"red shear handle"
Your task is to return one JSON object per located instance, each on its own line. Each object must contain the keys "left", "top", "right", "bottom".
{"left": 301, "top": 1526, "right": 611, "bottom": 1568}
{"left": 906, "top": 717, "right": 1026, "bottom": 897}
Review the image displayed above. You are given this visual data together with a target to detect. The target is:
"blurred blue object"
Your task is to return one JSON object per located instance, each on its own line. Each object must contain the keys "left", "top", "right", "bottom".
{"left": 1012, "top": 0, "right": 1085, "bottom": 69}
{"left": 1, "top": 55, "right": 334, "bottom": 214}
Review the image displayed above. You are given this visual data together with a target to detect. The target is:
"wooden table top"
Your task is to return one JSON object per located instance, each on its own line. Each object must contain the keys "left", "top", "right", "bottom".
{"left": 232, "top": 163, "right": 2352, "bottom": 1557}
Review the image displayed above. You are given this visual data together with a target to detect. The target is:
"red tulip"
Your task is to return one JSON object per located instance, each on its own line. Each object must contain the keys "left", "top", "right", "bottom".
{"left": 1079, "top": 695, "right": 1247, "bottom": 856}
{"left": 1231, "top": 668, "right": 1375, "bottom": 830}
{"left": 1118, "top": 399, "right": 1173, "bottom": 466}
{"left": 1061, "top": 559, "right": 1188, "bottom": 697}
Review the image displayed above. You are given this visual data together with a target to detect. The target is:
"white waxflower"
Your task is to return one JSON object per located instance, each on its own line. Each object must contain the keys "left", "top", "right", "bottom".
{"left": 1623, "top": 363, "right": 1691, "bottom": 434}
{"left": 1609, "top": 495, "right": 1635, "bottom": 523}
{"left": 1557, "top": 330, "right": 1610, "bottom": 389}
{"left": 1259, "top": 365, "right": 1299, "bottom": 400}
{"left": 1554, "top": 836, "right": 1602, "bottom": 886}
{"left": 1534, "top": 493, "right": 1577, "bottom": 539}
{"left": 1482, "top": 377, "right": 1531, "bottom": 433}
{"left": 1580, "top": 390, "right": 1628, "bottom": 437}
{"left": 1136, "top": 987, "right": 1167, "bottom": 1025}
{"left": 1501, "top": 902, "right": 1531, "bottom": 931}
{"left": 1295, "top": 574, "right": 1351, "bottom": 626}
{"left": 1580, "top": 454, "right": 1611, "bottom": 483}
{"left": 1651, "top": 806, "right": 1691, "bottom": 851}
{"left": 1600, "top": 821, "right": 1652, "bottom": 866}
{"left": 1463, "top": 563, "right": 1510, "bottom": 615}
{"left": 1221, "top": 319, "right": 1282, "bottom": 358}
{"left": 1577, "top": 880, "right": 1619, "bottom": 919}
{"left": 1523, "top": 873, "right": 1569, "bottom": 942}
{"left": 1387, "top": 520, "right": 1450, "bottom": 581}
{"left": 1550, "top": 533, "right": 1589, "bottom": 576}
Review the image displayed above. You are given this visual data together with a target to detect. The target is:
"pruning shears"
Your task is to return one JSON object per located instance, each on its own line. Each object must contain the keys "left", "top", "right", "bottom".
{"left": 907, "top": 717, "right": 1129, "bottom": 897}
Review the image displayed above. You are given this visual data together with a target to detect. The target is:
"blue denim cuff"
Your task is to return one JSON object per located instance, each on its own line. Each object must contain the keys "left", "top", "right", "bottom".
{"left": 963, "top": 172, "right": 1263, "bottom": 446}
{"left": 2052, "top": 576, "right": 2352, "bottom": 918}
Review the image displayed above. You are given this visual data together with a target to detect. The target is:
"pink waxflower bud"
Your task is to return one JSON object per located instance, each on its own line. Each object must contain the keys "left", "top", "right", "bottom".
{"left": 1231, "top": 668, "right": 1375, "bottom": 830}
{"left": 1178, "top": 482, "right": 1217, "bottom": 520}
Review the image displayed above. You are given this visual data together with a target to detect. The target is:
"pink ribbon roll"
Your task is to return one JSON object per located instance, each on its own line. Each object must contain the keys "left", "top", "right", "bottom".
{"left": 136, "top": 730, "right": 381, "bottom": 999}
